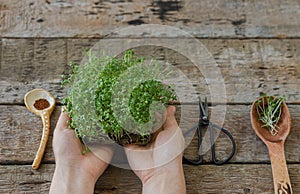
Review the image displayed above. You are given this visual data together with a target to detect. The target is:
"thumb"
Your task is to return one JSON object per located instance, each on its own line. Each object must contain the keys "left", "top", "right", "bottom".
{"left": 55, "top": 106, "right": 71, "bottom": 131}
{"left": 163, "top": 106, "right": 178, "bottom": 131}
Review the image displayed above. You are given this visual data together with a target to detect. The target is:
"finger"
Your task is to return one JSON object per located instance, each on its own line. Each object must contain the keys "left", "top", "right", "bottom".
{"left": 153, "top": 106, "right": 185, "bottom": 165}
{"left": 55, "top": 107, "right": 71, "bottom": 131}
{"left": 157, "top": 106, "right": 183, "bottom": 147}
{"left": 162, "top": 106, "right": 178, "bottom": 131}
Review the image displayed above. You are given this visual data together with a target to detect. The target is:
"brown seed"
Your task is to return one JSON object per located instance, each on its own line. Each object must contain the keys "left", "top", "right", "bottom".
{"left": 34, "top": 99, "right": 50, "bottom": 110}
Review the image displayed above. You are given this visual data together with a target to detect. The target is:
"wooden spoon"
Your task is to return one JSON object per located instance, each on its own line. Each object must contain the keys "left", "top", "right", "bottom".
{"left": 250, "top": 96, "right": 292, "bottom": 194}
{"left": 24, "top": 89, "right": 56, "bottom": 169}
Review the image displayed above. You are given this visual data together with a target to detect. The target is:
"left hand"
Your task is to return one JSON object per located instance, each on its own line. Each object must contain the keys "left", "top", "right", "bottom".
{"left": 50, "top": 110, "right": 113, "bottom": 194}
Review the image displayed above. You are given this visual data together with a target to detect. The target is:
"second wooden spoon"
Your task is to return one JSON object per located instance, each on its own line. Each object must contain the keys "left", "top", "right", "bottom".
{"left": 250, "top": 96, "right": 292, "bottom": 194}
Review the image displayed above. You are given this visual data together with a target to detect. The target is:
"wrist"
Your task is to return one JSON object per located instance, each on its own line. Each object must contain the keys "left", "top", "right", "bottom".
{"left": 142, "top": 158, "right": 186, "bottom": 194}
{"left": 50, "top": 164, "right": 96, "bottom": 194}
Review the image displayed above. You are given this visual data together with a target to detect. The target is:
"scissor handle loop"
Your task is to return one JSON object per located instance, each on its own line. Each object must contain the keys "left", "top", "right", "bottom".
{"left": 210, "top": 123, "right": 236, "bottom": 165}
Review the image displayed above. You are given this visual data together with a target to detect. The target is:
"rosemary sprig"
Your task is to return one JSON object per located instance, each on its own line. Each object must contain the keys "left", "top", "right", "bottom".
{"left": 255, "top": 95, "right": 286, "bottom": 136}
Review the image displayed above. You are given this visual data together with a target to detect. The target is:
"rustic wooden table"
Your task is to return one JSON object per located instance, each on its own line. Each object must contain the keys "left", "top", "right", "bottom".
{"left": 0, "top": 0, "right": 299, "bottom": 193}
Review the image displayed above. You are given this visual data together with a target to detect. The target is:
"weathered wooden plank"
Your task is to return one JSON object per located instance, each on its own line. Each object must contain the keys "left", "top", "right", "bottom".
{"left": 67, "top": 39, "right": 99, "bottom": 64}
{"left": 0, "top": 104, "right": 299, "bottom": 164}
{"left": 0, "top": 38, "right": 299, "bottom": 104}
{"left": 0, "top": 38, "right": 67, "bottom": 104}
{"left": 0, "top": 0, "right": 299, "bottom": 38}
{"left": 0, "top": 164, "right": 299, "bottom": 193}
{"left": 0, "top": 39, "right": 2, "bottom": 71}
{"left": 0, "top": 105, "right": 55, "bottom": 164}
{"left": 0, "top": 39, "right": 67, "bottom": 83}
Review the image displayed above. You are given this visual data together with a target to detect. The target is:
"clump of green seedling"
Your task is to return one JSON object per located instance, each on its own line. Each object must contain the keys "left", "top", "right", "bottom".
{"left": 62, "top": 50, "right": 177, "bottom": 145}
{"left": 255, "top": 94, "right": 286, "bottom": 136}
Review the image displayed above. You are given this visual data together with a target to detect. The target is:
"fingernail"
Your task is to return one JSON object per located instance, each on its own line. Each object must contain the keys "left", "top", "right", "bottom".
{"left": 61, "top": 106, "right": 67, "bottom": 112}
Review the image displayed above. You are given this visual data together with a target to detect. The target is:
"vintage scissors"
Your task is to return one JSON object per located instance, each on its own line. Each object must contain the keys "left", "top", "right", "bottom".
{"left": 183, "top": 97, "right": 236, "bottom": 165}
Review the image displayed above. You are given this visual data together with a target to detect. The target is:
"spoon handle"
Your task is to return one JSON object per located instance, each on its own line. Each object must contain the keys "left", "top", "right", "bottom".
{"left": 267, "top": 142, "right": 293, "bottom": 194}
{"left": 32, "top": 111, "right": 51, "bottom": 170}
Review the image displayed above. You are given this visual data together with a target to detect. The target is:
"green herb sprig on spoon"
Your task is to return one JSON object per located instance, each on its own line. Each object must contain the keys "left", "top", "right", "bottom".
{"left": 255, "top": 95, "right": 286, "bottom": 136}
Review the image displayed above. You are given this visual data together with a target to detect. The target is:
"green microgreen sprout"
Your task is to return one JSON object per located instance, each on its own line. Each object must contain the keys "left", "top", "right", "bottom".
{"left": 62, "top": 50, "right": 177, "bottom": 145}
{"left": 255, "top": 94, "right": 286, "bottom": 136}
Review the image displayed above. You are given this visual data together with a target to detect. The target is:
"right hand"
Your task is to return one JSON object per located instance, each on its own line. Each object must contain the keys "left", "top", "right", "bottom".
{"left": 125, "top": 106, "right": 186, "bottom": 194}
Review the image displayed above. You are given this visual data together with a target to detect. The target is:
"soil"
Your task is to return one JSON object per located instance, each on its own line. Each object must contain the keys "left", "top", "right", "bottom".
{"left": 109, "top": 132, "right": 152, "bottom": 145}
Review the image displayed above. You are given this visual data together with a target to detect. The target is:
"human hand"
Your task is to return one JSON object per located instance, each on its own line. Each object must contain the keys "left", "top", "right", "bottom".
{"left": 50, "top": 110, "right": 113, "bottom": 194}
{"left": 125, "top": 106, "right": 186, "bottom": 194}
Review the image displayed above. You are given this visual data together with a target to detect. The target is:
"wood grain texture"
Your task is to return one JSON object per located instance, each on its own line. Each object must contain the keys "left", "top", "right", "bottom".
{"left": 0, "top": 104, "right": 299, "bottom": 164}
{"left": 0, "top": 0, "right": 299, "bottom": 38}
{"left": 0, "top": 164, "right": 299, "bottom": 193}
{"left": 1, "top": 1, "right": 299, "bottom": 193}
{"left": 0, "top": 38, "right": 299, "bottom": 104}
{"left": 0, "top": 38, "right": 67, "bottom": 104}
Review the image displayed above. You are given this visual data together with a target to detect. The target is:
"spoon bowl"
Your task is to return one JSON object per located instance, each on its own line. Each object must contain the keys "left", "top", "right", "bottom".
{"left": 24, "top": 89, "right": 56, "bottom": 169}
{"left": 24, "top": 89, "right": 56, "bottom": 116}
{"left": 250, "top": 96, "right": 293, "bottom": 194}
{"left": 250, "top": 96, "right": 291, "bottom": 143}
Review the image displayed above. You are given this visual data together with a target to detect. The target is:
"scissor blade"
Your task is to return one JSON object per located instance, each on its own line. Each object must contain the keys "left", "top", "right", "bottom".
{"left": 199, "top": 97, "right": 207, "bottom": 117}
{"left": 204, "top": 97, "right": 208, "bottom": 116}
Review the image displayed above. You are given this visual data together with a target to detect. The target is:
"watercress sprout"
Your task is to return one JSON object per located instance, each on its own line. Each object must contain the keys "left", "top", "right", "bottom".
{"left": 62, "top": 50, "right": 177, "bottom": 145}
